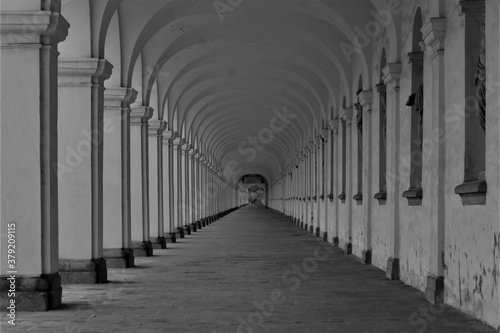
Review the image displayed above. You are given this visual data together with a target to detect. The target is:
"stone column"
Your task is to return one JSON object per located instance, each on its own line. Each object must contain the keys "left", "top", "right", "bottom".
{"left": 163, "top": 131, "right": 176, "bottom": 242}
{"left": 57, "top": 58, "right": 112, "bottom": 284}
{"left": 341, "top": 107, "right": 354, "bottom": 254}
{"left": 359, "top": 90, "right": 373, "bottom": 264}
{"left": 422, "top": 17, "right": 447, "bottom": 303}
{"left": 103, "top": 87, "right": 137, "bottom": 268}
{"left": 383, "top": 63, "right": 402, "bottom": 280}
{"left": 130, "top": 106, "right": 153, "bottom": 256}
{"left": 148, "top": 120, "right": 167, "bottom": 249}
{"left": 172, "top": 138, "right": 185, "bottom": 237}
{"left": 329, "top": 119, "right": 340, "bottom": 246}
{"left": 0, "top": 7, "right": 68, "bottom": 310}
{"left": 181, "top": 143, "right": 191, "bottom": 234}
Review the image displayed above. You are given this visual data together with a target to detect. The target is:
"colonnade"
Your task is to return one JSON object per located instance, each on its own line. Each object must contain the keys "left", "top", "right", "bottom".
{"left": 0, "top": 5, "right": 239, "bottom": 310}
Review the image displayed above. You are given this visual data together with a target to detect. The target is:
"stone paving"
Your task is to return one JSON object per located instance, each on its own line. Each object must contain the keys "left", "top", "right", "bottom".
{"left": 1, "top": 205, "right": 496, "bottom": 333}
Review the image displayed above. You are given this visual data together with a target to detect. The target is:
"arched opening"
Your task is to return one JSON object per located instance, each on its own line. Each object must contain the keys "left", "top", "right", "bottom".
{"left": 403, "top": 7, "right": 424, "bottom": 205}
{"left": 375, "top": 48, "right": 387, "bottom": 203}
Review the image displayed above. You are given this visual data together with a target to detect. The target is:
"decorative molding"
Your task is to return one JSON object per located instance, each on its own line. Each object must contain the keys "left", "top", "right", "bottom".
{"left": 130, "top": 106, "right": 153, "bottom": 124}
{"left": 422, "top": 18, "right": 447, "bottom": 56}
{"left": 358, "top": 90, "right": 373, "bottom": 111}
{"left": 92, "top": 59, "right": 113, "bottom": 86}
{"left": 1, "top": 11, "right": 69, "bottom": 45}
{"left": 382, "top": 63, "right": 401, "bottom": 92}
{"left": 340, "top": 107, "right": 354, "bottom": 125}
{"left": 58, "top": 58, "right": 99, "bottom": 86}
{"left": 456, "top": 0, "right": 484, "bottom": 16}
{"left": 148, "top": 120, "right": 167, "bottom": 135}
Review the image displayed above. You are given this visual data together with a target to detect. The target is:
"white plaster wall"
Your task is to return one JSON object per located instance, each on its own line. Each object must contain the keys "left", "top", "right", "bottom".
{"left": 0, "top": 47, "right": 44, "bottom": 274}
{"left": 442, "top": 0, "right": 500, "bottom": 327}
{"left": 103, "top": 108, "right": 122, "bottom": 249}
{"left": 130, "top": 124, "right": 143, "bottom": 241}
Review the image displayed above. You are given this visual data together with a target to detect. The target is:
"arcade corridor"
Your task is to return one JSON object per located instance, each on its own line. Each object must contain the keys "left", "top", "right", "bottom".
{"left": 1, "top": 0, "right": 500, "bottom": 331}
{"left": 1, "top": 206, "right": 495, "bottom": 332}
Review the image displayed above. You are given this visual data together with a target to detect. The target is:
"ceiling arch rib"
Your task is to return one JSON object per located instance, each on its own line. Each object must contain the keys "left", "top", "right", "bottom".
{"left": 185, "top": 92, "right": 310, "bottom": 159}
{"left": 106, "top": 0, "right": 388, "bottom": 183}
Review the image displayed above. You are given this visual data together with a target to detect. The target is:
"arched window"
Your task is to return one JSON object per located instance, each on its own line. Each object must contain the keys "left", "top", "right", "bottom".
{"left": 339, "top": 97, "right": 347, "bottom": 203}
{"left": 375, "top": 48, "right": 387, "bottom": 204}
{"left": 455, "top": 2, "right": 487, "bottom": 205}
{"left": 402, "top": 8, "right": 424, "bottom": 206}
{"left": 354, "top": 77, "right": 363, "bottom": 204}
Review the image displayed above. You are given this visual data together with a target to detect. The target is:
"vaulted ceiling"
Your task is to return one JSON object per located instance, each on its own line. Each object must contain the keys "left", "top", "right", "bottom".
{"left": 60, "top": 0, "right": 402, "bottom": 184}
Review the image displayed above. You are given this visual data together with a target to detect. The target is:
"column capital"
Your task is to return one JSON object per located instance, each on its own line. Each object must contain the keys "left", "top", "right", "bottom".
{"left": 58, "top": 58, "right": 99, "bottom": 86}
{"left": 329, "top": 118, "right": 339, "bottom": 133}
{"left": 172, "top": 137, "right": 185, "bottom": 146}
{"left": 181, "top": 143, "right": 191, "bottom": 151}
{"left": 163, "top": 130, "right": 177, "bottom": 143}
{"left": 1, "top": 10, "right": 69, "bottom": 46}
{"left": 92, "top": 59, "right": 113, "bottom": 86}
{"left": 456, "top": 0, "right": 484, "bottom": 16}
{"left": 422, "top": 18, "right": 447, "bottom": 53}
{"left": 148, "top": 120, "right": 167, "bottom": 136}
{"left": 358, "top": 90, "right": 373, "bottom": 111}
{"left": 188, "top": 148, "right": 198, "bottom": 156}
{"left": 340, "top": 107, "right": 354, "bottom": 125}
{"left": 104, "top": 87, "right": 136, "bottom": 110}
{"left": 320, "top": 128, "right": 329, "bottom": 139}
{"left": 130, "top": 106, "right": 153, "bottom": 124}
{"left": 382, "top": 63, "right": 401, "bottom": 92}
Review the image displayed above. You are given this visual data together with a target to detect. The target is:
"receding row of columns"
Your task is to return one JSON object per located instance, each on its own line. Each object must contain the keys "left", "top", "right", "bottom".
{"left": 0, "top": 9, "right": 240, "bottom": 311}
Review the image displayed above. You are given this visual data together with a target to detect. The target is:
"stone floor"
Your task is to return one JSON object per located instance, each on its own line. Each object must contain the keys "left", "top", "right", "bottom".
{"left": 1, "top": 205, "right": 496, "bottom": 333}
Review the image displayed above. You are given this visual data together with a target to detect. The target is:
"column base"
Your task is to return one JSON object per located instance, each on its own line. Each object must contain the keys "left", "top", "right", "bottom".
{"left": 177, "top": 227, "right": 185, "bottom": 238}
{"left": 386, "top": 257, "right": 400, "bottom": 280}
{"left": 315, "top": 227, "right": 320, "bottom": 237}
{"left": 152, "top": 236, "right": 167, "bottom": 249}
{"left": 183, "top": 225, "right": 191, "bottom": 235}
{"left": 425, "top": 275, "right": 444, "bottom": 304}
{"left": 103, "top": 248, "right": 135, "bottom": 268}
{"left": 362, "top": 250, "right": 372, "bottom": 265}
{"left": 304, "top": 223, "right": 308, "bottom": 230}
{"left": 196, "top": 221, "right": 202, "bottom": 229}
{"left": 300, "top": 221, "right": 304, "bottom": 228}
{"left": 165, "top": 232, "right": 176, "bottom": 243}
{"left": 344, "top": 242, "right": 352, "bottom": 254}
{"left": 59, "top": 258, "right": 107, "bottom": 284}
{"left": 0, "top": 273, "right": 62, "bottom": 311}
{"left": 333, "top": 237, "right": 339, "bottom": 247}
{"left": 131, "top": 241, "right": 154, "bottom": 257}
{"left": 190, "top": 223, "right": 197, "bottom": 232}
{"left": 322, "top": 232, "right": 328, "bottom": 242}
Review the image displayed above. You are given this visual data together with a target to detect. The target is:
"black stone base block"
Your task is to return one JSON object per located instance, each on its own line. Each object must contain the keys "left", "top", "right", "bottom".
{"left": 315, "top": 227, "right": 320, "bottom": 237}
{"left": 362, "top": 250, "right": 372, "bottom": 265}
{"left": 152, "top": 236, "right": 167, "bottom": 249}
{"left": 344, "top": 242, "right": 352, "bottom": 254}
{"left": 309, "top": 225, "right": 314, "bottom": 234}
{"left": 183, "top": 225, "right": 191, "bottom": 235}
{"left": 177, "top": 227, "right": 185, "bottom": 238}
{"left": 333, "top": 237, "right": 339, "bottom": 247}
{"left": 425, "top": 275, "right": 444, "bottom": 304}
{"left": 190, "top": 223, "right": 197, "bottom": 232}
{"left": 386, "top": 257, "right": 400, "bottom": 280}
{"left": 59, "top": 258, "right": 107, "bottom": 284}
{"left": 322, "top": 232, "right": 328, "bottom": 242}
{"left": 131, "top": 240, "right": 154, "bottom": 257}
{"left": 103, "top": 248, "right": 135, "bottom": 268}
{"left": 0, "top": 273, "right": 62, "bottom": 311}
